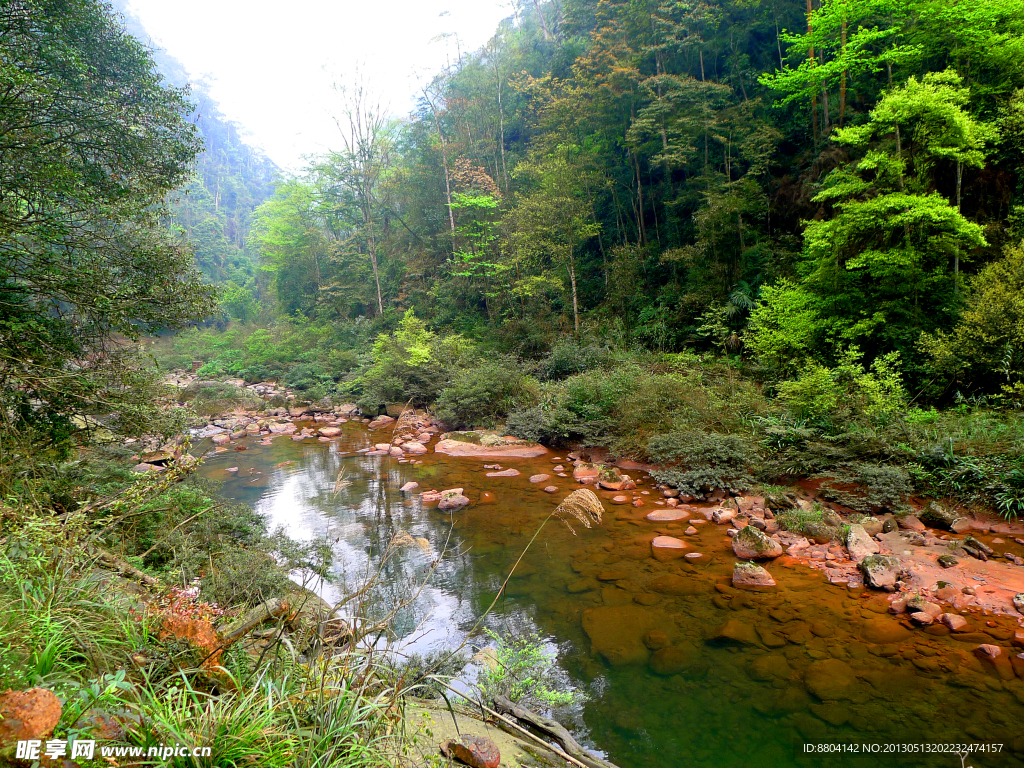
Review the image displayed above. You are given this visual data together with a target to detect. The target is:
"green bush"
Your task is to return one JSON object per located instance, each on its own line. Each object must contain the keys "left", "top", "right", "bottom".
{"left": 647, "top": 430, "right": 758, "bottom": 496}
{"left": 536, "top": 337, "right": 612, "bottom": 380}
{"left": 433, "top": 358, "right": 537, "bottom": 429}
{"left": 354, "top": 310, "right": 474, "bottom": 412}
{"left": 778, "top": 347, "right": 907, "bottom": 431}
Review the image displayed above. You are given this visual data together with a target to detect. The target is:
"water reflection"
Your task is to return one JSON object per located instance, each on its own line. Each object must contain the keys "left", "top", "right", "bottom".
{"left": 198, "top": 422, "right": 1024, "bottom": 768}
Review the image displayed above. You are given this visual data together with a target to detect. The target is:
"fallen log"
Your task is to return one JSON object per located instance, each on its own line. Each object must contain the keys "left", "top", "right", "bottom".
{"left": 221, "top": 597, "right": 289, "bottom": 644}
{"left": 493, "top": 695, "right": 620, "bottom": 768}
{"left": 94, "top": 547, "right": 160, "bottom": 589}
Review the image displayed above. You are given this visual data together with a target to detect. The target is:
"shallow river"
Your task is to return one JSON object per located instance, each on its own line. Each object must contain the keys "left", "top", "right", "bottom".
{"left": 198, "top": 420, "right": 1024, "bottom": 768}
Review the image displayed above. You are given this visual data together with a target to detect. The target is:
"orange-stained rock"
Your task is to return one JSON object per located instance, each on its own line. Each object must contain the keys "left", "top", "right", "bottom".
{"left": 652, "top": 535, "right": 688, "bottom": 561}
{"left": 0, "top": 688, "right": 62, "bottom": 747}
{"left": 158, "top": 614, "right": 223, "bottom": 669}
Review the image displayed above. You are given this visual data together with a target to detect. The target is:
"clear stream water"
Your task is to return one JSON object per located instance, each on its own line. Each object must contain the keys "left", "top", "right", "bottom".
{"left": 197, "top": 420, "right": 1024, "bottom": 768}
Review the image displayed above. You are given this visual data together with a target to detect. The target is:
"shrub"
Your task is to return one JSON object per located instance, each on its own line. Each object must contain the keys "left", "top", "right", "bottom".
{"left": 817, "top": 462, "right": 913, "bottom": 512}
{"left": 433, "top": 358, "right": 537, "bottom": 429}
{"left": 778, "top": 347, "right": 907, "bottom": 430}
{"left": 473, "top": 630, "right": 580, "bottom": 709}
{"left": 355, "top": 310, "right": 474, "bottom": 412}
{"left": 536, "top": 337, "right": 611, "bottom": 380}
{"left": 647, "top": 430, "right": 758, "bottom": 496}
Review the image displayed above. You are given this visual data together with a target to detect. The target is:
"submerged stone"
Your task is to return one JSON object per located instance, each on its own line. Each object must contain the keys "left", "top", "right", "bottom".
{"left": 581, "top": 605, "right": 666, "bottom": 665}
{"left": 733, "top": 561, "right": 776, "bottom": 588}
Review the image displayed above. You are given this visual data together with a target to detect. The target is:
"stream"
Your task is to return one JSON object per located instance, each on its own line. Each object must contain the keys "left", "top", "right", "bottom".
{"left": 197, "top": 419, "right": 1024, "bottom": 768}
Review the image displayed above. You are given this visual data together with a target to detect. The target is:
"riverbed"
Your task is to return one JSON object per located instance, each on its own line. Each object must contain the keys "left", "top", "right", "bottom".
{"left": 196, "top": 418, "right": 1024, "bottom": 768}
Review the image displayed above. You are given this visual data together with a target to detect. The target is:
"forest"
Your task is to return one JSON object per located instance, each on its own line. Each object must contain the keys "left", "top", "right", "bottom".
{"left": 163, "top": 0, "right": 1024, "bottom": 513}
{"left": 3, "top": 0, "right": 1024, "bottom": 766}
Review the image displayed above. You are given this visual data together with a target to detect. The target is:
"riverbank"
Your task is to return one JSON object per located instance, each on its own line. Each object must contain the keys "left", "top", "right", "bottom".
{"left": 169, "top": 373, "right": 1024, "bottom": 629}
{"left": 170, "top": 388, "right": 1024, "bottom": 766}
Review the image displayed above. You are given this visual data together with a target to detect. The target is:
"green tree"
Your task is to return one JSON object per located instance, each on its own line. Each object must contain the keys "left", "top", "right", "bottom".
{"left": 0, "top": 0, "right": 215, "bottom": 446}
{"left": 506, "top": 147, "right": 600, "bottom": 333}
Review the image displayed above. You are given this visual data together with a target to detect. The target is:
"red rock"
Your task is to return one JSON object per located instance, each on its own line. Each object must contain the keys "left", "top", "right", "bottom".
{"left": 646, "top": 509, "right": 688, "bottom": 522}
{"left": 318, "top": 427, "right": 342, "bottom": 438}
{"left": 940, "top": 614, "right": 967, "bottom": 631}
{"left": 211, "top": 433, "right": 231, "bottom": 445}
{"left": 572, "top": 463, "right": 602, "bottom": 483}
{"left": 374, "top": 443, "right": 392, "bottom": 451}
{"left": 399, "top": 482, "right": 419, "bottom": 493}
{"left": 733, "top": 562, "right": 776, "bottom": 588}
{"left": 486, "top": 469, "right": 520, "bottom": 478}
{"left": 611, "top": 495, "right": 630, "bottom": 505}
{"left": 685, "top": 526, "right": 698, "bottom": 535}
{"left": 0, "top": 688, "right": 62, "bottom": 747}
{"left": 403, "top": 442, "right": 427, "bottom": 454}
{"left": 438, "top": 490, "right": 470, "bottom": 511}
{"left": 543, "top": 486, "right": 558, "bottom": 493}
{"left": 975, "top": 644, "right": 1002, "bottom": 660}
{"left": 652, "top": 535, "right": 687, "bottom": 561}
{"left": 529, "top": 474, "right": 551, "bottom": 483}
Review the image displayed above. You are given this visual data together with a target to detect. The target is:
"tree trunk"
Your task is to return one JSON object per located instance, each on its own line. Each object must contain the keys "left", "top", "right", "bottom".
{"left": 533, "top": 0, "right": 553, "bottom": 40}
{"left": 807, "top": 0, "right": 818, "bottom": 145}
{"left": 955, "top": 158, "right": 962, "bottom": 292}
{"left": 568, "top": 243, "right": 580, "bottom": 334}
{"left": 424, "top": 90, "right": 457, "bottom": 243}
{"left": 839, "top": 18, "right": 848, "bottom": 126}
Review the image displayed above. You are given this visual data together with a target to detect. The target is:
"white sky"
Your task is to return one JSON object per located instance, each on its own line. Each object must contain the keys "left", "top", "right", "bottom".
{"left": 126, "top": 0, "right": 513, "bottom": 171}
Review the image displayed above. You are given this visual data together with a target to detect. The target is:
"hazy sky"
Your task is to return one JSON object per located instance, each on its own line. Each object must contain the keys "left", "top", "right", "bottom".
{"left": 126, "top": 0, "right": 513, "bottom": 170}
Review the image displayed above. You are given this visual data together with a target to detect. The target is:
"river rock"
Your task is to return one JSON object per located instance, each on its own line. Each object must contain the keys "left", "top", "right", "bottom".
{"left": 1002, "top": 592, "right": 1024, "bottom": 615}
{"left": 861, "top": 618, "right": 912, "bottom": 644}
{"left": 804, "top": 659, "right": 856, "bottom": 701}
{"left": 649, "top": 645, "right": 695, "bottom": 675}
{"left": 731, "top": 525, "right": 783, "bottom": 559}
{"left": 486, "top": 469, "right": 520, "bottom": 478}
{"left": 845, "top": 524, "right": 880, "bottom": 563}
{"left": 974, "top": 644, "right": 1001, "bottom": 660}
{"left": 374, "top": 442, "right": 392, "bottom": 451}
{"left": 438, "top": 489, "right": 470, "bottom": 511}
{"left": 318, "top": 427, "right": 342, "bottom": 438}
{"left": 529, "top": 474, "right": 551, "bottom": 483}
{"left": 898, "top": 515, "right": 926, "bottom": 532}
{"left": 435, "top": 432, "right": 548, "bottom": 458}
{"left": 582, "top": 605, "right": 666, "bottom": 665}
{"left": 367, "top": 415, "right": 396, "bottom": 429}
{"left": 211, "top": 433, "right": 231, "bottom": 445}
{"left": 859, "top": 554, "right": 904, "bottom": 591}
{"left": 651, "top": 535, "right": 688, "bottom": 561}
{"left": 643, "top": 629, "right": 670, "bottom": 650}
{"left": 0, "top": 688, "right": 62, "bottom": 747}
{"left": 711, "top": 619, "right": 760, "bottom": 646}
{"left": 572, "top": 463, "right": 602, "bottom": 483}
{"left": 919, "top": 501, "right": 966, "bottom": 531}
{"left": 403, "top": 442, "right": 428, "bottom": 455}
{"left": 646, "top": 509, "right": 689, "bottom": 522}
{"left": 543, "top": 486, "right": 558, "bottom": 493}
{"left": 440, "top": 735, "right": 500, "bottom": 768}
{"left": 647, "top": 573, "right": 702, "bottom": 596}
{"left": 400, "top": 482, "right": 419, "bottom": 493}
{"left": 733, "top": 562, "right": 776, "bottom": 588}
{"left": 712, "top": 508, "right": 738, "bottom": 525}
{"left": 940, "top": 613, "right": 968, "bottom": 631}
{"left": 389, "top": 446, "right": 404, "bottom": 457}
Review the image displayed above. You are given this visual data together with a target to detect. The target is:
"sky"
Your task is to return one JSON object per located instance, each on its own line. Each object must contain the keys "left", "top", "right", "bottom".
{"left": 126, "top": 0, "right": 513, "bottom": 171}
